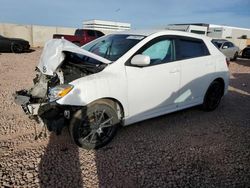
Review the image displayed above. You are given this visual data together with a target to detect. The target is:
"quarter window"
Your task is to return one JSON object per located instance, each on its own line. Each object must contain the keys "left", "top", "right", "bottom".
{"left": 177, "top": 39, "right": 209, "bottom": 59}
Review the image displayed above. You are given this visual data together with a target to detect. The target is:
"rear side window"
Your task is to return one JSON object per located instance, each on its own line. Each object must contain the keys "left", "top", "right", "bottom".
{"left": 75, "top": 29, "right": 83, "bottom": 36}
{"left": 87, "top": 30, "right": 96, "bottom": 37}
{"left": 177, "top": 38, "right": 210, "bottom": 60}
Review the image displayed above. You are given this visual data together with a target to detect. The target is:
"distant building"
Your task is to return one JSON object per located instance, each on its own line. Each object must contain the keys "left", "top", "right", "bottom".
{"left": 166, "top": 23, "right": 250, "bottom": 49}
{"left": 208, "top": 24, "right": 250, "bottom": 39}
{"left": 207, "top": 24, "right": 250, "bottom": 49}
{"left": 83, "top": 20, "right": 131, "bottom": 34}
{"left": 166, "top": 23, "right": 209, "bottom": 35}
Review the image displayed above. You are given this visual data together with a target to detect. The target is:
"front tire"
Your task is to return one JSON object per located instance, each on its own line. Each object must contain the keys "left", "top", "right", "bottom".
{"left": 202, "top": 81, "right": 224, "bottom": 111}
{"left": 232, "top": 52, "right": 238, "bottom": 61}
{"left": 69, "top": 103, "right": 119, "bottom": 149}
{"left": 11, "top": 43, "right": 23, "bottom": 53}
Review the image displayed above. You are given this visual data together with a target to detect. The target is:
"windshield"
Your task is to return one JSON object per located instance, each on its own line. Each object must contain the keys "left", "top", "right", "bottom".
{"left": 75, "top": 29, "right": 83, "bottom": 36}
{"left": 212, "top": 40, "right": 224, "bottom": 49}
{"left": 82, "top": 34, "right": 145, "bottom": 61}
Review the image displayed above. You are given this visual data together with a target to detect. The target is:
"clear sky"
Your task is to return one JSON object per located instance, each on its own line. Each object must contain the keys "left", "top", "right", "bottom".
{"left": 0, "top": 0, "right": 249, "bottom": 29}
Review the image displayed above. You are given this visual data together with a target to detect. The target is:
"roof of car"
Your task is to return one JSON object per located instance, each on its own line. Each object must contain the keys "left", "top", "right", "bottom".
{"left": 114, "top": 29, "right": 210, "bottom": 39}
{"left": 115, "top": 29, "right": 161, "bottom": 36}
{"left": 211, "top": 39, "right": 228, "bottom": 42}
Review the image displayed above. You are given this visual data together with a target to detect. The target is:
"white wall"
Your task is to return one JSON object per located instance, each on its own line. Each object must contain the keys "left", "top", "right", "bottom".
{"left": 0, "top": 23, "right": 76, "bottom": 47}
{"left": 32, "top": 25, "right": 57, "bottom": 47}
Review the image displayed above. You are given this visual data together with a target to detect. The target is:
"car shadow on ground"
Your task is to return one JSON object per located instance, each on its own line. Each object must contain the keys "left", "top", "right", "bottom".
{"left": 0, "top": 48, "right": 36, "bottom": 54}
{"left": 230, "top": 73, "right": 250, "bottom": 94}
{"left": 234, "top": 58, "right": 250, "bottom": 67}
{"left": 38, "top": 129, "right": 83, "bottom": 188}
{"left": 38, "top": 72, "right": 250, "bottom": 187}
{"left": 25, "top": 49, "right": 36, "bottom": 53}
{"left": 93, "top": 86, "right": 250, "bottom": 187}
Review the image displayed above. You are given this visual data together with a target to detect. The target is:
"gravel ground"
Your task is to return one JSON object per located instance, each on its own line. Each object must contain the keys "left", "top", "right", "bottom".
{"left": 0, "top": 49, "right": 250, "bottom": 187}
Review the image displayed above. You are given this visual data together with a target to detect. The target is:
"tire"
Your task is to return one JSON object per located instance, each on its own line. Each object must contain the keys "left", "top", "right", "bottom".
{"left": 242, "top": 52, "right": 246, "bottom": 58}
{"left": 232, "top": 52, "right": 238, "bottom": 61}
{"left": 69, "top": 102, "right": 119, "bottom": 149}
{"left": 11, "top": 43, "right": 23, "bottom": 53}
{"left": 202, "top": 81, "right": 224, "bottom": 111}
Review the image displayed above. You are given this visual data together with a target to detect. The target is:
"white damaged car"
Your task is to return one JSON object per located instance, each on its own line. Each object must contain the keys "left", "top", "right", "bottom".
{"left": 15, "top": 30, "right": 229, "bottom": 149}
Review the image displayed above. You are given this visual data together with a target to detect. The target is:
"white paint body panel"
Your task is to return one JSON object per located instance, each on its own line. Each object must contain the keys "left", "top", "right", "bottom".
{"left": 38, "top": 38, "right": 111, "bottom": 76}
{"left": 52, "top": 30, "right": 229, "bottom": 126}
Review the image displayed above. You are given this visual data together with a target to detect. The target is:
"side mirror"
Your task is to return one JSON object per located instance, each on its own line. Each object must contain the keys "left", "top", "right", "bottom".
{"left": 131, "top": 54, "right": 150, "bottom": 66}
{"left": 222, "top": 45, "right": 228, "bottom": 49}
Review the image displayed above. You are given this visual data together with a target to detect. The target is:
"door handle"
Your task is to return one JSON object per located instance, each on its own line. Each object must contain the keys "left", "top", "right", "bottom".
{"left": 169, "top": 68, "right": 180, "bottom": 73}
{"left": 205, "top": 62, "right": 212, "bottom": 66}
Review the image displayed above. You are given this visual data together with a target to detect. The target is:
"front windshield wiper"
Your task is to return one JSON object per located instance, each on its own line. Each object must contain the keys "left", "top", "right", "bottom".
{"left": 88, "top": 40, "right": 105, "bottom": 53}
{"left": 68, "top": 61, "right": 106, "bottom": 73}
{"left": 104, "top": 39, "right": 113, "bottom": 59}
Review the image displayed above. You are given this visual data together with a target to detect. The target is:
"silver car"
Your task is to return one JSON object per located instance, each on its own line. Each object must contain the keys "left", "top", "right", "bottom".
{"left": 212, "top": 39, "right": 239, "bottom": 60}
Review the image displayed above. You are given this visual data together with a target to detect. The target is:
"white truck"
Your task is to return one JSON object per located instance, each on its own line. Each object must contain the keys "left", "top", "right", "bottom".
{"left": 166, "top": 24, "right": 208, "bottom": 35}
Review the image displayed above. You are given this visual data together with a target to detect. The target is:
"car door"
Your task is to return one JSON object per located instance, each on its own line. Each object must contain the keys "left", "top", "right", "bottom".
{"left": 220, "top": 42, "right": 231, "bottom": 58}
{"left": 175, "top": 37, "right": 215, "bottom": 108}
{"left": 125, "top": 36, "right": 181, "bottom": 124}
{"left": 228, "top": 42, "right": 237, "bottom": 57}
{"left": 0, "top": 36, "right": 11, "bottom": 52}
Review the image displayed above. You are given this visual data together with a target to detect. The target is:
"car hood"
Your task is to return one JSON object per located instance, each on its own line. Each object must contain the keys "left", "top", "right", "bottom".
{"left": 37, "top": 39, "right": 111, "bottom": 76}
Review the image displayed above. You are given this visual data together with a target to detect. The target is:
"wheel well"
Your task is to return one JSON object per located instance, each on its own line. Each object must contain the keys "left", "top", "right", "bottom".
{"left": 213, "top": 77, "right": 225, "bottom": 94}
{"left": 89, "top": 98, "right": 124, "bottom": 120}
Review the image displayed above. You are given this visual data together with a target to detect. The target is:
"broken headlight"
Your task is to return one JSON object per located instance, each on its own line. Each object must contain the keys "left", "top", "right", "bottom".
{"left": 48, "top": 84, "right": 73, "bottom": 102}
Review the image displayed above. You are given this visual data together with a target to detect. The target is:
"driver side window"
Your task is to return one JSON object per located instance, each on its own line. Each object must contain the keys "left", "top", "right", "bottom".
{"left": 141, "top": 39, "right": 173, "bottom": 65}
{"left": 223, "top": 42, "right": 230, "bottom": 49}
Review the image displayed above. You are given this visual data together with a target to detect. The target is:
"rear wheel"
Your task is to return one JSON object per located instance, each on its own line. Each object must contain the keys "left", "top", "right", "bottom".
{"left": 232, "top": 52, "right": 238, "bottom": 61}
{"left": 69, "top": 103, "right": 119, "bottom": 149}
{"left": 202, "top": 81, "right": 224, "bottom": 111}
{"left": 11, "top": 43, "right": 23, "bottom": 53}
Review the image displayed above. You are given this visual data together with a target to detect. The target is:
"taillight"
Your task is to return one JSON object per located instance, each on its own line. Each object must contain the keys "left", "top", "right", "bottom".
{"left": 226, "top": 58, "right": 230, "bottom": 67}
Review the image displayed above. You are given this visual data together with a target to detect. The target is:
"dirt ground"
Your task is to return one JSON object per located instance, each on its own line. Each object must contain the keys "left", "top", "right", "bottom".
{"left": 0, "top": 49, "right": 250, "bottom": 187}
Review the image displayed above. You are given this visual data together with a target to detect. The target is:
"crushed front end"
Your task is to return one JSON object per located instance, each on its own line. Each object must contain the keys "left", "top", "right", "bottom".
{"left": 14, "top": 70, "right": 78, "bottom": 134}
{"left": 14, "top": 38, "right": 110, "bottom": 135}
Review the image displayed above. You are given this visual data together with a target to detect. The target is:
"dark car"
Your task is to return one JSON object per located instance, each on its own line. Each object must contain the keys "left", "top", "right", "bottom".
{"left": 0, "top": 35, "right": 30, "bottom": 53}
{"left": 242, "top": 46, "right": 250, "bottom": 59}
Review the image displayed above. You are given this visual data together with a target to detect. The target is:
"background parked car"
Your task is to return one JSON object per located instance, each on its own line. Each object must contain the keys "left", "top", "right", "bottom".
{"left": 242, "top": 46, "right": 250, "bottom": 59}
{"left": 0, "top": 35, "right": 30, "bottom": 53}
{"left": 211, "top": 39, "right": 239, "bottom": 60}
{"left": 53, "top": 29, "right": 104, "bottom": 46}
